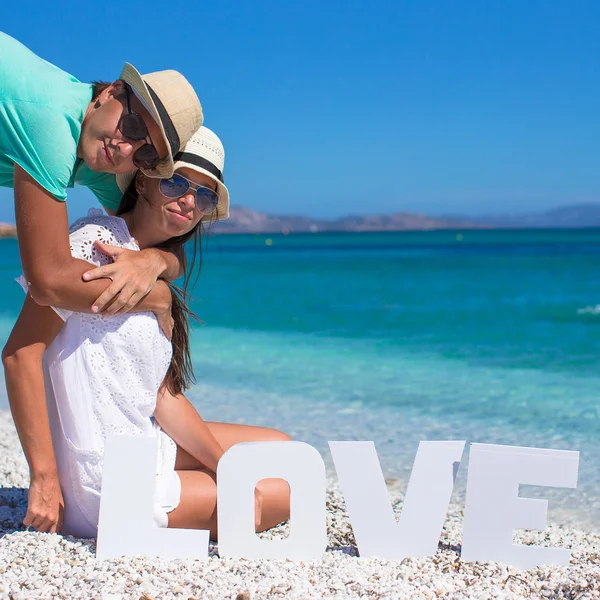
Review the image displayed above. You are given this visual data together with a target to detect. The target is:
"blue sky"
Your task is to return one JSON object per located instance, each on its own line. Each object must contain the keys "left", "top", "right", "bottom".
{"left": 1, "top": 0, "right": 599, "bottom": 221}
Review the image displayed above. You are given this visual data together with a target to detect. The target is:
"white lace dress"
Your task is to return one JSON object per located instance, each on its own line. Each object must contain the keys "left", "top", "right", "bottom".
{"left": 18, "top": 210, "right": 181, "bottom": 537}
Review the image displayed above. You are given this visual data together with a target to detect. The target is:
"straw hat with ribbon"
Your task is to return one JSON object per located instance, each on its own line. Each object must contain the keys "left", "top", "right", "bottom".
{"left": 118, "top": 62, "right": 203, "bottom": 179}
{"left": 117, "top": 126, "right": 230, "bottom": 220}
{"left": 172, "top": 126, "right": 229, "bottom": 220}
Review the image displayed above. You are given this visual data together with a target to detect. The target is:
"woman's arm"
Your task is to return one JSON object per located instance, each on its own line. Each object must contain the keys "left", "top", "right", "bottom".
{"left": 14, "top": 165, "right": 178, "bottom": 332}
{"left": 154, "top": 387, "right": 225, "bottom": 473}
{"left": 2, "top": 296, "right": 65, "bottom": 533}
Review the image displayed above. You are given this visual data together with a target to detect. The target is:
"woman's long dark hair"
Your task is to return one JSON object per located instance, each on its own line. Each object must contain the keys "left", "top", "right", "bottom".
{"left": 117, "top": 174, "right": 219, "bottom": 396}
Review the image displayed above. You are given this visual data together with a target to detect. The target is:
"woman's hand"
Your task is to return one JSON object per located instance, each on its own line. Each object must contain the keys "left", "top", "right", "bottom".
{"left": 82, "top": 242, "right": 167, "bottom": 316}
{"left": 24, "top": 471, "right": 64, "bottom": 533}
{"left": 254, "top": 487, "right": 264, "bottom": 530}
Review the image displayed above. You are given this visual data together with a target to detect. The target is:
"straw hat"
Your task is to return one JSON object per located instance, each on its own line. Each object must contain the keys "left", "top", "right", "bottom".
{"left": 119, "top": 62, "right": 203, "bottom": 179}
{"left": 116, "top": 126, "right": 230, "bottom": 221}
{"left": 172, "top": 126, "right": 229, "bottom": 220}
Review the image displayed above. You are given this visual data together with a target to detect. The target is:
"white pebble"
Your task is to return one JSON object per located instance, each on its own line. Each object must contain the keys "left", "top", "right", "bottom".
{"left": 0, "top": 409, "right": 598, "bottom": 600}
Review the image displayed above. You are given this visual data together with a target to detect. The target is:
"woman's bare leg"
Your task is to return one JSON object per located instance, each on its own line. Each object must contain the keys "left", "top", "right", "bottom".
{"left": 174, "top": 423, "right": 292, "bottom": 533}
{"left": 167, "top": 469, "right": 218, "bottom": 539}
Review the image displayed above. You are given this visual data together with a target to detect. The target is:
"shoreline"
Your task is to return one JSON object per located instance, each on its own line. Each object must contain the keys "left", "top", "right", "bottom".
{"left": 1, "top": 411, "right": 599, "bottom": 598}
{"left": 4, "top": 226, "right": 600, "bottom": 240}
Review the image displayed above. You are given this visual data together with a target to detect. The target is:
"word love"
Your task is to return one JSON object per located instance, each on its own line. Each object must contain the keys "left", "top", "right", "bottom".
{"left": 96, "top": 439, "right": 579, "bottom": 569}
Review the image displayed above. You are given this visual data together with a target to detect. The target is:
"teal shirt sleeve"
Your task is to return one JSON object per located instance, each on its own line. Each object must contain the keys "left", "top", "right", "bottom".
{"left": 1, "top": 99, "right": 79, "bottom": 201}
{"left": 0, "top": 32, "right": 93, "bottom": 201}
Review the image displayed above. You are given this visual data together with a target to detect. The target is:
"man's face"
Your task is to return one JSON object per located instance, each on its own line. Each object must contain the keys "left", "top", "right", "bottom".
{"left": 78, "top": 80, "right": 169, "bottom": 174}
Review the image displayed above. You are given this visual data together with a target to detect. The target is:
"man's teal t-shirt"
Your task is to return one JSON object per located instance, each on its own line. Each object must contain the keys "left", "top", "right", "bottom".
{"left": 0, "top": 32, "right": 122, "bottom": 211}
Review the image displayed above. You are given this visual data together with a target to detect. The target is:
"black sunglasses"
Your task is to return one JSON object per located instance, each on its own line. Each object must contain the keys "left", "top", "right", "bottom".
{"left": 117, "top": 87, "right": 161, "bottom": 170}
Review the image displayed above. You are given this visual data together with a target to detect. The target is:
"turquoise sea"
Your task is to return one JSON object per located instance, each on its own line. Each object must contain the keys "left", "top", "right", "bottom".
{"left": 1, "top": 229, "right": 599, "bottom": 530}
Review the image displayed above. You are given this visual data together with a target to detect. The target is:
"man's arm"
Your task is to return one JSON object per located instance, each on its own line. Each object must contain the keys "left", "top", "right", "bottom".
{"left": 90, "top": 207, "right": 184, "bottom": 287}
{"left": 80, "top": 241, "right": 185, "bottom": 316}
{"left": 14, "top": 165, "right": 174, "bottom": 337}
{"left": 153, "top": 387, "right": 225, "bottom": 473}
{"left": 157, "top": 244, "right": 186, "bottom": 282}
{"left": 2, "top": 296, "right": 65, "bottom": 533}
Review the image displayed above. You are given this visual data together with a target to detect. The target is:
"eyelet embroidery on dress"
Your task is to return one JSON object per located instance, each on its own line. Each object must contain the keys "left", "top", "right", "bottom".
{"left": 68, "top": 212, "right": 139, "bottom": 265}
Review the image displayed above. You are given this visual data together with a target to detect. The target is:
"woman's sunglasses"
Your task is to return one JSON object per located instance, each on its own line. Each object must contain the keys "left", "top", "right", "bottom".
{"left": 159, "top": 173, "right": 219, "bottom": 214}
{"left": 117, "top": 87, "right": 161, "bottom": 170}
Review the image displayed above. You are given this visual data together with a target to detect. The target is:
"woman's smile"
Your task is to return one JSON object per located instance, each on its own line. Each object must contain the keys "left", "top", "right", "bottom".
{"left": 166, "top": 207, "right": 193, "bottom": 223}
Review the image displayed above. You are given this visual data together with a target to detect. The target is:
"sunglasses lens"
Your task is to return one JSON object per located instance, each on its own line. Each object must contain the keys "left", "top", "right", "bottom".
{"left": 134, "top": 144, "right": 160, "bottom": 170}
{"left": 195, "top": 187, "right": 219, "bottom": 214}
{"left": 120, "top": 114, "right": 149, "bottom": 141}
{"left": 160, "top": 174, "right": 190, "bottom": 198}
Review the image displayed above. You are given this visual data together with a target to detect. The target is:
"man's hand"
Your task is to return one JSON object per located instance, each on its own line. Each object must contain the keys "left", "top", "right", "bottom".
{"left": 82, "top": 241, "right": 167, "bottom": 315}
{"left": 24, "top": 471, "right": 64, "bottom": 533}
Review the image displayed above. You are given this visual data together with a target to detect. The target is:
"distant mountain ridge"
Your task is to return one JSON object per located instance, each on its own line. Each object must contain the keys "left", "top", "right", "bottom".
{"left": 0, "top": 223, "right": 16, "bottom": 238}
{"left": 212, "top": 207, "right": 488, "bottom": 234}
{"left": 213, "top": 203, "right": 600, "bottom": 234}
{"left": 1, "top": 203, "right": 600, "bottom": 238}
{"left": 448, "top": 203, "right": 600, "bottom": 229}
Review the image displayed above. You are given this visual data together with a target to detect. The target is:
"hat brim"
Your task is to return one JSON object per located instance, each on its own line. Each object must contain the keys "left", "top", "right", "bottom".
{"left": 116, "top": 170, "right": 137, "bottom": 194}
{"left": 119, "top": 63, "right": 175, "bottom": 179}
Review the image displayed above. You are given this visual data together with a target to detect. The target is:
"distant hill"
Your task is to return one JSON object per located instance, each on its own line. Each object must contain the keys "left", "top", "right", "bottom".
{"left": 212, "top": 207, "right": 489, "bottom": 234}
{"left": 0, "top": 223, "right": 16, "bottom": 238}
{"left": 2, "top": 204, "right": 600, "bottom": 238}
{"left": 441, "top": 203, "right": 600, "bottom": 229}
{"left": 213, "top": 203, "right": 600, "bottom": 233}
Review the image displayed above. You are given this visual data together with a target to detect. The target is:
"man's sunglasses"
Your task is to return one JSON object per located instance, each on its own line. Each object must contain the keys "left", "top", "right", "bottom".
{"left": 117, "top": 87, "right": 161, "bottom": 170}
{"left": 159, "top": 173, "right": 219, "bottom": 214}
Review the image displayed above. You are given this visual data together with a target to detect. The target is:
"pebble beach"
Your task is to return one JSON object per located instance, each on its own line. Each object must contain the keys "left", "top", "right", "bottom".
{"left": 1, "top": 411, "right": 599, "bottom": 600}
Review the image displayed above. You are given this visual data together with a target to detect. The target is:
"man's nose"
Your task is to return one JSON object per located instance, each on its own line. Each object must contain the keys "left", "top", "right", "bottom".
{"left": 117, "top": 141, "right": 134, "bottom": 157}
{"left": 110, "top": 138, "right": 143, "bottom": 158}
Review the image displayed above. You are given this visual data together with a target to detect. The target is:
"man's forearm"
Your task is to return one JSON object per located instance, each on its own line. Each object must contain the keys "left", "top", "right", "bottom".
{"left": 14, "top": 164, "right": 174, "bottom": 315}
{"left": 4, "top": 349, "right": 57, "bottom": 477}
{"left": 151, "top": 246, "right": 184, "bottom": 282}
{"left": 3, "top": 297, "right": 66, "bottom": 533}
{"left": 28, "top": 255, "right": 170, "bottom": 314}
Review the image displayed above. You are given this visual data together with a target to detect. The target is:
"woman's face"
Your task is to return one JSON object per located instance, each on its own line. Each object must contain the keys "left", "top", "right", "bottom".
{"left": 135, "top": 167, "right": 217, "bottom": 240}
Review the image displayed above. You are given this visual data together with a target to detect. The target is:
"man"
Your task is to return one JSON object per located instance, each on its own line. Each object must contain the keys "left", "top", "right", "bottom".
{"left": 0, "top": 31, "right": 203, "bottom": 322}
{"left": 0, "top": 31, "right": 203, "bottom": 533}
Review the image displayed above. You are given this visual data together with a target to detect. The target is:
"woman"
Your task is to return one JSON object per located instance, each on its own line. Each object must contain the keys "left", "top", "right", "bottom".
{"left": 3, "top": 127, "right": 291, "bottom": 539}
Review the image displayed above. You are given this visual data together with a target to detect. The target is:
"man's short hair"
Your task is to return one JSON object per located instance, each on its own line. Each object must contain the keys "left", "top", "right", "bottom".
{"left": 91, "top": 80, "right": 111, "bottom": 100}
